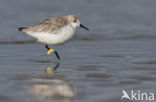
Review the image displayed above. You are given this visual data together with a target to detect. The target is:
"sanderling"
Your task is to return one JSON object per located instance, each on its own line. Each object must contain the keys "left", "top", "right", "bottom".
{"left": 18, "top": 14, "right": 89, "bottom": 60}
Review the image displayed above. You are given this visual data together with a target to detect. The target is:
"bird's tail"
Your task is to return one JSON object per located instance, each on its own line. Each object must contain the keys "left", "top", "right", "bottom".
{"left": 18, "top": 27, "right": 27, "bottom": 32}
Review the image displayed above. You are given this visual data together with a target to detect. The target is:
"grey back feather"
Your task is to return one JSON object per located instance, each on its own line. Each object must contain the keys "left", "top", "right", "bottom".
{"left": 25, "top": 16, "right": 68, "bottom": 34}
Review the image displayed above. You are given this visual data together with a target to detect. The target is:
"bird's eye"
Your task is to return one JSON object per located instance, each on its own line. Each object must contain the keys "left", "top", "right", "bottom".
{"left": 73, "top": 19, "right": 77, "bottom": 22}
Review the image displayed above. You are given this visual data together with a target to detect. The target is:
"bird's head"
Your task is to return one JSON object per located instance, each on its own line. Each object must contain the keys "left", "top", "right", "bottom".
{"left": 66, "top": 15, "right": 89, "bottom": 30}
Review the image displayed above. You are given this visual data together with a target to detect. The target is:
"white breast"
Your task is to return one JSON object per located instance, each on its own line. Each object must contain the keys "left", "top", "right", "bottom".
{"left": 25, "top": 26, "right": 76, "bottom": 45}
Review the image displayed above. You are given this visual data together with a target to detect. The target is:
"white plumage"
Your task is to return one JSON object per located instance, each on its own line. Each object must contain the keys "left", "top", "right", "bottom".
{"left": 25, "top": 25, "right": 76, "bottom": 45}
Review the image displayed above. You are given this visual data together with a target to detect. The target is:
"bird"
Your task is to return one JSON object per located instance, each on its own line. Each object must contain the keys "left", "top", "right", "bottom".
{"left": 18, "top": 14, "right": 89, "bottom": 60}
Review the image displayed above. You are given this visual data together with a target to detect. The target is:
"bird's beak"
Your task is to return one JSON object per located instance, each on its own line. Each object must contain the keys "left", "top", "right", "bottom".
{"left": 80, "top": 24, "right": 89, "bottom": 30}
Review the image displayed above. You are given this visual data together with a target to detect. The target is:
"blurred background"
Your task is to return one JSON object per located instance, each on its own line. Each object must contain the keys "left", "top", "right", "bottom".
{"left": 0, "top": 0, "right": 156, "bottom": 102}
{"left": 1, "top": 0, "right": 156, "bottom": 41}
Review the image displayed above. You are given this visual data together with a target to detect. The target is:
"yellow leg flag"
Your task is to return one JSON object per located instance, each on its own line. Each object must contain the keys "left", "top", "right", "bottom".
{"left": 47, "top": 49, "right": 54, "bottom": 55}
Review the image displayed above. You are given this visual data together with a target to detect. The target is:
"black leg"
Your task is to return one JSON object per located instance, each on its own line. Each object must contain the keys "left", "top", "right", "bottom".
{"left": 45, "top": 44, "right": 50, "bottom": 50}
{"left": 55, "top": 51, "right": 60, "bottom": 60}
{"left": 53, "top": 62, "right": 60, "bottom": 71}
{"left": 45, "top": 44, "right": 60, "bottom": 60}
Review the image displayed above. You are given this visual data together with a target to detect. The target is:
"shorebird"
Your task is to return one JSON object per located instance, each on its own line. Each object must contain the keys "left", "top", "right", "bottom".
{"left": 18, "top": 14, "right": 89, "bottom": 60}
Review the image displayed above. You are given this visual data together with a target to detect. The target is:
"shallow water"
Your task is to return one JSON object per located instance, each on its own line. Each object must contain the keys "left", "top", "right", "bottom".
{"left": 0, "top": 0, "right": 156, "bottom": 102}
{"left": 0, "top": 40, "right": 156, "bottom": 102}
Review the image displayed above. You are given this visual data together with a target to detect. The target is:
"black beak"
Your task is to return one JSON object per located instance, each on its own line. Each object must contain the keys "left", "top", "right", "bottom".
{"left": 80, "top": 24, "right": 89, "bottom": 31}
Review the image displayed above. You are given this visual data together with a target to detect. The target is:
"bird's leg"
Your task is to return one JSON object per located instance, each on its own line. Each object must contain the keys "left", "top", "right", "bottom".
{"left": 45, "top": 45, "right": 53, "bottom": 54}
{"left": 45, "top": 45, "right": 60, "bottom": 60}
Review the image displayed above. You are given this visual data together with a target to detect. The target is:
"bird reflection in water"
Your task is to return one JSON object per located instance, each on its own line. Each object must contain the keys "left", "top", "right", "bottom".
{"left": 29, "top": 62, "right": 75, "bottom": 102}
{"left": 45, "top": 62, "right": 60, "bottom": 73}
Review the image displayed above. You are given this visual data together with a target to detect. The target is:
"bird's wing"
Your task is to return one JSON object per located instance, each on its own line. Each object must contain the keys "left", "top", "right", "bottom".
{"left": 27, "top": 17, "right": 68, "bottom": 34}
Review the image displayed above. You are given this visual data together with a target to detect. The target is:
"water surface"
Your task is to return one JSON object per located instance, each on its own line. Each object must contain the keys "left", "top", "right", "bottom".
{"left": 0, "top": 0, "right": 156, "bottom": 102}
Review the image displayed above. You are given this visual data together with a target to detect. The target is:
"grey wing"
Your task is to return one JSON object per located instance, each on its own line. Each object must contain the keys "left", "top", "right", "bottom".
{"left": 29, "top": 17, "right": 67, "bottom": 34}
